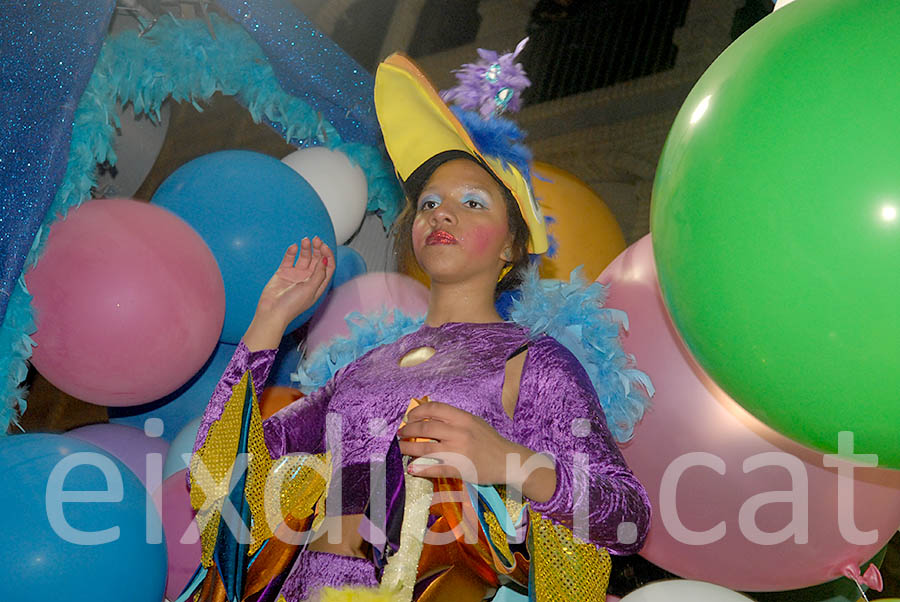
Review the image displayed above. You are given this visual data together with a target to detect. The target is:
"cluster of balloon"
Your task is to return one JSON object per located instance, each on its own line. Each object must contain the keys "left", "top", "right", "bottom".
{"left": 600, "top": 236, "right": 900, "bottom": 591}
{"left": 650, "top": 0, "right": 900, "bottom": 467}
{"left": 99, "top": 147, "right": 366, "bottom": 434}
{"left": 26, "top": 198, "right": 225, "bottom": 407}
{"left": 0, "top": 434, "right": 167, "bottom": 602}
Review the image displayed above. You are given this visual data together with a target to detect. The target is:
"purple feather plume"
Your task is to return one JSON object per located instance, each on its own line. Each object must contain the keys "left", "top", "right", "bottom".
{"left": 441, "top": 37, "right": 531, "bottom": 118}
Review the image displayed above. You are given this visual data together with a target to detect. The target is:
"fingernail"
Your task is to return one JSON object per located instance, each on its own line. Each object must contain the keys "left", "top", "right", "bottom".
{"left": 322, "top": 257, "right": 328, "bottom": 266}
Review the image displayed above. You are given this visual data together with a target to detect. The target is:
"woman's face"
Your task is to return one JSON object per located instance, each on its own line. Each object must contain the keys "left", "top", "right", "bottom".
{"left": 411, "top": 158, "right": 513, "bottom": 286}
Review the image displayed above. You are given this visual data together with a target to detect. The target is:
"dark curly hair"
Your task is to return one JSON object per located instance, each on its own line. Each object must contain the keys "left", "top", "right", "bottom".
{"left": 392, "top": 151, "right": 530, "bottom": 299}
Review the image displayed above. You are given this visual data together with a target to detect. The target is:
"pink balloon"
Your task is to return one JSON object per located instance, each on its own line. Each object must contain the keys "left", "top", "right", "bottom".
{"left": 65, "top": 422, "right": 169, "bottom": 487}
{"left": 306, "top": 272, "right": 429, "bottom": 353}
{"left": 152, "top": 469, "right": 201, "bottom": 601}
{"left": 599, "top": 235, "right": 900, "bottom": 591}
{"left": 27, "top": 199, "right": 225, "bottom": 406}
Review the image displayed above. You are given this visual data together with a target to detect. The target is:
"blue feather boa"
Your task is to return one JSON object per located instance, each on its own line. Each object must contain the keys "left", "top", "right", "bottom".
{"left": 292, "top": 266, "right": 652, "bottom": 443}
{"left": 451, "top": 106, "right": 532, "bottom": 185}
{"left": 2, "top": 14, "right": 402, "bottom": 434}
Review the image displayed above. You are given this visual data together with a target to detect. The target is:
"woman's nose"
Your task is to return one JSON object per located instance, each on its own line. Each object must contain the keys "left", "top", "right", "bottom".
{"left": 430, "top": 203, "right": 457, "bottom": 225}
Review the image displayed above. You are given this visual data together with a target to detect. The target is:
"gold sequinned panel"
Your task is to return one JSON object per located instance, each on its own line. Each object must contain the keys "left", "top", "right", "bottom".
{"left": 530, "top": 515, "right": 611, "bottom": 601}
{"left": 188, "top": 373, "right": 275, "bottom": 564}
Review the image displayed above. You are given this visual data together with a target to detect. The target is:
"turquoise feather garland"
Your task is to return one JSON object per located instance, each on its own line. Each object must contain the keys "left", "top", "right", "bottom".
{"left": 0, "top": 278, "right": 36, "bottom": 433}
{"left": 1, "top": 14, "right": 401, "bottom": 434}
{"left": 292, "top": 266, "right": 652, "bottom": 443}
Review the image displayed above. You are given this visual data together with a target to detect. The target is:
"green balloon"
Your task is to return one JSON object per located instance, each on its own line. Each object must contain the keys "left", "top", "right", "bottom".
{"left": 651, "top": 0, "right": 900, "bottom": 466}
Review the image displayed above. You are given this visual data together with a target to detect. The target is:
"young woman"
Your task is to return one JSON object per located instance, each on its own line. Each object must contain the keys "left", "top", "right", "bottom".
{"left": 189, "top": 50, "right": 650, "bottom": 602}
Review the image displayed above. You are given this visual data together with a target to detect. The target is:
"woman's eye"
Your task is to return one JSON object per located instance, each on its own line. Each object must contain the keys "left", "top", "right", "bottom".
{"left": 462, "top": 195, "right": 486, "bottom": 209}
{"left": 418, "top": 195, "right": 441, "bottom": 211}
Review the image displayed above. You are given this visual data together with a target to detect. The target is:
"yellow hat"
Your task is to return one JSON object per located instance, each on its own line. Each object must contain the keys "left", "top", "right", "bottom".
{"left": 374, "top": 53, "right": 548, "bottom": 255}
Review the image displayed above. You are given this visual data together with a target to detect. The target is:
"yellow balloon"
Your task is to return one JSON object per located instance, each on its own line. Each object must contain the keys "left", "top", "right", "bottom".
{"left": 533, "top": 162, "right": 626, "bottom": 282}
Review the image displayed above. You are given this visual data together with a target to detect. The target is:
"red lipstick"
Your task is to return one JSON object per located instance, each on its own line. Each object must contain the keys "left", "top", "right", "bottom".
{"left": 426, "top": 230, "right": 457, "bottom": 245}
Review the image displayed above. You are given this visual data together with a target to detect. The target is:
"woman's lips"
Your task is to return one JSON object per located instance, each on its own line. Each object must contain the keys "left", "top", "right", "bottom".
{"left": 426, "top": 230, "right": 457, "bottom": 245}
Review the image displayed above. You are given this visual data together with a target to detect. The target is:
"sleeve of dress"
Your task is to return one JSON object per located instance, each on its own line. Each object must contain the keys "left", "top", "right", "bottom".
{"left": 261, "top": 372, "right": 337, "bottom": 457}
{"left": 191, "top": 340, "right": 333, "bottom": 461}
{"left": 513, "top": 336, "right": 651, "bottom": 555}
{"left": 191, "top": 341, "right": 277, "bottom": 458}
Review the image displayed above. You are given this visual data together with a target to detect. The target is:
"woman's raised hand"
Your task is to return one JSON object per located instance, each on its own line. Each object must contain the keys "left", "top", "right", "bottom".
{"left": 258, "top": 237, "right": 334, "bottom": 322}
{"left": 244, "top": 237, "right": 335, "bottom": 351}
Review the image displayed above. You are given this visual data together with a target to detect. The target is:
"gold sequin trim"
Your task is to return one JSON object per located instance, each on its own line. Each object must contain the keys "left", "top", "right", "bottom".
{"left": 189, "top": 372, "right": 275, "bottom": 565}
{"left": 530, "top": 514, "right": 611, "bottom": 601}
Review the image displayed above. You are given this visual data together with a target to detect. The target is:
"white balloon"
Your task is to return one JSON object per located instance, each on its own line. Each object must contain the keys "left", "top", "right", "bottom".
{"left": 773, "top": 0, "right": 798, "bottom": 10}
{"left": 282, "top": 147, "right": 368, "bottom": 245}
{"left": 621, "top": 580, "right": 753, "bottom": 602}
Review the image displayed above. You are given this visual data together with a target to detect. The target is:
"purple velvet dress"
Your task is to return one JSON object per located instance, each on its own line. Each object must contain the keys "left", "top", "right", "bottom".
{"left": 194, "top": 321, "right": 650, "bottom": 600}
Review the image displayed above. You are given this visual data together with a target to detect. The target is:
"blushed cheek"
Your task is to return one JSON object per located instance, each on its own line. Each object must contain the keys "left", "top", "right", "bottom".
{"left": 465, "top": 224, "right": 508, "bottom": 255}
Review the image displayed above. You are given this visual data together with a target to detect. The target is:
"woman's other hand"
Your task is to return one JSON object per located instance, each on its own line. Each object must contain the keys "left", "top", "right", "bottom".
{"left": 397, "top": 401, "right": 557, "bottom": 502}
{"left": 244, "top": 237, "right": 335, "bottom": 351}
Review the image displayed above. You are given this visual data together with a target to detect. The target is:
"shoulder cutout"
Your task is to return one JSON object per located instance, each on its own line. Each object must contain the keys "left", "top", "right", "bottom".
{"left": 501, "top": 344, "right": 529, "bottom": 420}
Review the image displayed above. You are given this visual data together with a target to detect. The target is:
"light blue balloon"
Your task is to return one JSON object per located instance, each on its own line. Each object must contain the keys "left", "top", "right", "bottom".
{"left": 110, "top": 342, "right": 237, "bottom": 441}
{"left": 162, "top": 416, "right": 203, "bottom": 481}
{"left": 333, "top": 245, "right": 368, "bottom": 289}
{"left": 0, "top": 434, "right": 167, "bottom": 602}
{"left": 152, "top": 150, "right": 336, "bottom": 343}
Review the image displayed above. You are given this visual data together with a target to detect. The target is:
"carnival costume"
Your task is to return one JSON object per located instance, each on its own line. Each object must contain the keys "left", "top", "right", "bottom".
{"left": 183, "top": 42, "right": 652, "bottom": 602}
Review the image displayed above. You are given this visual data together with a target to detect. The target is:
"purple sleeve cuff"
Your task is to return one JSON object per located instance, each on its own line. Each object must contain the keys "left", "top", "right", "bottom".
{"left": 515, "top": 337, "right": 652, "bottom": 555}
{"left": 192, "top": 341, "right": 277, "bottom": 458}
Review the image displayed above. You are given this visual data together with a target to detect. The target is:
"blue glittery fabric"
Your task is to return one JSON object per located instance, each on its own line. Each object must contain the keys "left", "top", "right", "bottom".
{"left": 0, "top": 0, "right": 114, "bottom": 322}
{"left": 0, "top": 1, "right": 115, "bottom": 429}
{"left": 218, "top": 0, "right": 381, "bottom": 146}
